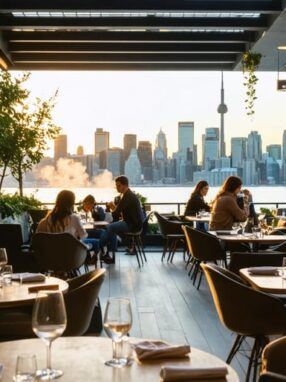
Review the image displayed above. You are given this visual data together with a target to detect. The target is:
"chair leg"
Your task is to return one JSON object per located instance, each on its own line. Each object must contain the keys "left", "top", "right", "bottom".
{"left": 196, "top": 265, "right": 203, "bottom": 290}
{"left": 134, "top": 236, "right": 143, "bottom": 266}
{"left": 161, "top": 239, "right": 169, "bottom": 261}
{"left": 138, "top": 236, "right": 147, "bottom": 262}
{"left": 131, "top": 236, "right": 141, "bottom": 268}
{"left": 167, "top": 239, "right": 175, "bottom": 262}
{"left": 170, "top": 240, "right": 179, "bottom": 263}
{"left": 226, "top": 334, "right": 244, "bottom": 364}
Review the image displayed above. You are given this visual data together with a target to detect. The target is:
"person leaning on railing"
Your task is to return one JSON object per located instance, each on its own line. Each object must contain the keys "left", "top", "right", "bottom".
{"left": 209, "top": 176, "right": 249, "bottom": 231}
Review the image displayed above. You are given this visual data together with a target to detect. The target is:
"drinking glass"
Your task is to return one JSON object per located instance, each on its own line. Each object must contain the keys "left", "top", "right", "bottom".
{"left": 0, "top": 248, "right": 8, "bottom": 270}
{"left": 103, "top": 298, "right": 132, "bottom": 368}
{"left": 240, "top": 220, "right": 248, "bottom": 235}
{"left": 281, "top": 257, "right": 286, "bottom": 282}
{"left": 14, "top": 354, "right": 37, "bottom": 382}
{"left": 2, "top": 264, "right": 13, "bottom": 285}
{"left": 32, "top": 291, "right": 67, "bottom": 380}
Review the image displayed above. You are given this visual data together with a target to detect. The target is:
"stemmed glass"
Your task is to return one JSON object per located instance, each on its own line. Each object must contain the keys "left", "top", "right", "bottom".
{"left": 103, "top": 298, "right": 132, "bottom": 368}
{"left": 0, "top": 248, "right": 8, "bottom": 271}
{"left": 240, "top": 220, "right": 248, "bottom": 235}
{"left": 32, "top": 291, "right": 67, "bottom": 380}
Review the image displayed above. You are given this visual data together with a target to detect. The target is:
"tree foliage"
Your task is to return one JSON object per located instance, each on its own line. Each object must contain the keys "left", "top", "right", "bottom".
{"left": 0, "top": 70, "right": 61, "bottom": 195}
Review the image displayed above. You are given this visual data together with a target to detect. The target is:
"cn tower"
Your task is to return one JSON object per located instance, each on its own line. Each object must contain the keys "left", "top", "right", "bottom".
{"left": 217, "top": 72, "right": 228, "bottom": 157}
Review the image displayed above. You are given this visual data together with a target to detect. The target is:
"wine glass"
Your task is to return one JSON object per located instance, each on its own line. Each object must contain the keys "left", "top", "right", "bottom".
{"left": 32, "top": 291, "right": 67, "bottom": 380}
{"left": 0, "top": 248, "right": 8, "bottom": 271}
{"left": 240, "top": 220, "right": 248, "bottom": 235}
{"left": 103, "top": 298, "right": 132, "bottom": 368}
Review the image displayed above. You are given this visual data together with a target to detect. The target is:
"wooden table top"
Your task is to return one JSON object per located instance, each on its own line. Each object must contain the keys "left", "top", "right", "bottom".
{"left": 211, "top": 232, "right": 286, "bottom": 244}
{"left": 240, "top": 268, "right": 286, "bottom": 294}
{"left": 0, "top": 277, "right": 69, "bottom": 308}
{"left": 0, "top": 337, "right": 239, "bottom": 382}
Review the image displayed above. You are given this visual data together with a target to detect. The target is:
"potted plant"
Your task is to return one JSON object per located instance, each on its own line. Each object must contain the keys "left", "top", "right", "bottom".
{"left": 242, "top": 51, "right": 262, "bottom": 117}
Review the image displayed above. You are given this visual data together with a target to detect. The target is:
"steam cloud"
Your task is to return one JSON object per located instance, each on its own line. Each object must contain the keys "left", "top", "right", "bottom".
{"left": 37, "top": 158, "right": 114, "bottom": 188}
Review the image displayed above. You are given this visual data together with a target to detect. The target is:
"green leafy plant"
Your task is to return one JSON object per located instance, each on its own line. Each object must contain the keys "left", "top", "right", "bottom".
{"left": 260, "top": 207, "right": 273, "bottom": 216}
{"left": 0, "top": 193, "right": 42, "bottom": 219}
{"left": 133, "top": 191, "right": 147, "bottom": 205}
{"left": 242, "top": 51, "right": 262, "bottom": 117}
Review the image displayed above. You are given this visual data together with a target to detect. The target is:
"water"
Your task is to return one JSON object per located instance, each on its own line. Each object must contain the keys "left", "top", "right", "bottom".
{"left": 3, "top": 186, "right": 286, "bottom": 213}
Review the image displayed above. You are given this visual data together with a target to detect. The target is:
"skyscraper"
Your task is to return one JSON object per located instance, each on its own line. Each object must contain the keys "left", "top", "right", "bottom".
{"left": 266, "top": 144, "right": 281, "bottom": 161}
{"left": 247, "top": 131, "right": 262, "bottom": 160}
{"left": 203, "top": 127, "right": 219, "bottom": 169}
{"left": 138, "top": 141, "right": 153, "bottom": 181}
{"left": 124, "top": 148, "right": 142, "bottom": 184}
{"left": 107, "top": 148, "right": 124, "bottom": 178}
{"left": 155, "top": 128, "right": 167, "bottom": 158}
{"left": 178, "top": 121, "right": 194, "bottom": 160}
{"left": 231, "top": 137, "right": 247, "bottom": 168}
{"left": 217, "top": 72, "right": 228, "bottom": 157}
{"left": 94, "top": 128, "right": 109, "bottom": 156}
{"left": 54, "top": 134, "right": 67, "bottom": 161}
{"left": 123, "top": 134, "right": 137, "bottom": 161}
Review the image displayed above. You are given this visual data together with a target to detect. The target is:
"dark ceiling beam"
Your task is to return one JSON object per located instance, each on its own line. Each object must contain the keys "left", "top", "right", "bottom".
{"left": 0, "top": 15, "right": 268, "bottom": 31}
{"left": 9, "top": 62, "right": 234, "bottom": 71}
{"left": 11, "top": 52, "right": 237, "bottom": 62}
{"left": 4, "top": 30, "right": 255, "bottom": 44}
{"left": 8, "top": 42, "right": 245, "bottom": 54}
{"left": 0, "top": 0, "right": 282, "bottom": 13}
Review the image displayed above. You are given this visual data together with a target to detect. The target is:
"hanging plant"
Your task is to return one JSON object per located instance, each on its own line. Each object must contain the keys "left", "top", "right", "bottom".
{"left": 242, "top": 51, "right": 262, "bottom": 117}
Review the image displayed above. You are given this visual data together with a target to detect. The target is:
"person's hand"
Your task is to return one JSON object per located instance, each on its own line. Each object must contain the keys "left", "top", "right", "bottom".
{"left": 106, "top": 201, "right": 116, "bottom": 211}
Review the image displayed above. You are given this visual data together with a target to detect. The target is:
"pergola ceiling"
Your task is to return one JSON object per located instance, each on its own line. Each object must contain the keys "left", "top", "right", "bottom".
{"left": 0, "top": 1, "right": 286, "bottom": 71}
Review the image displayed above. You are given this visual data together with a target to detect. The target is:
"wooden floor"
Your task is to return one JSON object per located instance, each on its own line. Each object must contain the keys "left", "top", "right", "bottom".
{"left": 99, "top": 251, "right": 249, "bottom": 381}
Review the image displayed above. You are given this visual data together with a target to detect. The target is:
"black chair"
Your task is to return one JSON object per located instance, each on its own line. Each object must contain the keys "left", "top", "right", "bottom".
{"left": 202, "top": 263, "right": 286, "bottom": 382}
{"left": 259, "top": 337, "right": 286, "bottom": 382}
{"left": 154, "top": 211, "right": 186, "bottom": 262}
{"left": 182, "top": 226, "right": 226, "bottom": 289}
{"left": 28, "top": 209, "right": 49, "bottom": 237}
{"left": 0, "top": 224, "right": 36, "bottom": 272}
{"left": 31, "top": 232, "right": 88, "bottom": 278}
{"left": 229, "top": 251, "right": 286, "bottom": 275}
{"left": 123, "top": 229, "right": 145, "bottom": 267}
{"left": 0, "top": 269, "right": 106, "bottom": 340}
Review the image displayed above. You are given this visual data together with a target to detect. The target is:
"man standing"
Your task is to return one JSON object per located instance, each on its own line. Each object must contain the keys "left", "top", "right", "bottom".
{"left": 100, "top": 175, "right": 143, "bottom": 263}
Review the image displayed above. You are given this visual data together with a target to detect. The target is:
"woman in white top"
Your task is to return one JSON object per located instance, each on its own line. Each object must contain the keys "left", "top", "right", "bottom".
{"left": 37, "top": 190, "right": 99, "bottom": 252}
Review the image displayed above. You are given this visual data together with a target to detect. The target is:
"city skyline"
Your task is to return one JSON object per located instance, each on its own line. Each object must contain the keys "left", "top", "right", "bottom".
{"left": 21, "top": 70, "right": 286, "bottom": 159}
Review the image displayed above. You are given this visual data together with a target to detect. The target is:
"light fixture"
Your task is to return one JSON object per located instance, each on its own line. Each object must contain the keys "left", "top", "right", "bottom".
{"left": 277, "top": 47, "right": 286, "bottom": 91}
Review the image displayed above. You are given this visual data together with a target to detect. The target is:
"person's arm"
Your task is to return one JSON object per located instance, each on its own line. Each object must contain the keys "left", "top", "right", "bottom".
{"left": 73, "top": 215, "right": 88, "bottom": 239}
{"left": 228, "top": 197, "right": 249, "bottom": 222}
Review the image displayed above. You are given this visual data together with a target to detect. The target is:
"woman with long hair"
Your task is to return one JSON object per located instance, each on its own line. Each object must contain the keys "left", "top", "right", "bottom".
{"left": 37, "top": 190, "right": 99, "bottom": 252}
{"left": 209, "top": 176, "right": 249, "bottom": 230}
{"left": 184, "top": 180, "right": 210, "bottom": 216}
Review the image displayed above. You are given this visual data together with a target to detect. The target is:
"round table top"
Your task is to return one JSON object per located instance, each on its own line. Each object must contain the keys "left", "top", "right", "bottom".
{"left": 0, "top": 337, "right": 239, "bottom": 382}
{"left": 0, "top": 277, "right": 69, "bottom": 308}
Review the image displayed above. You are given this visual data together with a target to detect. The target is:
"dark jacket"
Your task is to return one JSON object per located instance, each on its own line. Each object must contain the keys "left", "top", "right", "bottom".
{"left": 92, "top": 206, "right": 105, "bottom": 221}
{"left": 184, "top": 192, "right": 210, "bottom": 216}
{"left": 112, "top": 189, "right": 143, "bottom": 232}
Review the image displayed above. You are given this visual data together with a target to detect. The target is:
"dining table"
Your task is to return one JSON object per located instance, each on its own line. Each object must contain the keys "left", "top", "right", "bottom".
{"left": 239, "top": 268, "right": 286, "bottom": 294}
{"left": 210, "top": 232, "right": 286, "bottom": 245}
{"left": 0, "top": 276, "right": 69, "bottom": 308}
{"left": 0, "top": 337, "right": 239, "bottom": 382}
{"left": 185, "top": 215, "right": 211, "bottom": 228}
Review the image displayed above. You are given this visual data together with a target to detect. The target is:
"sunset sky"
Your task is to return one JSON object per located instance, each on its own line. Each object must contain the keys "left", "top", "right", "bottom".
{"left": 20, "top": 70, "right": 286, "bottom": 160}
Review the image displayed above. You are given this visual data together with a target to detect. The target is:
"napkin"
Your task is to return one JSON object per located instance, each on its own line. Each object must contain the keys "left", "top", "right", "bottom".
{"left": 160, "top": 365, "right": 228, "bottom": 381}
{"left": 12, "top": 273, "right": 46, "bottom": 283}
{"left": 133, "top": 341, "right": 190, "bottom": 361}
{"left": 248, "top": 267, "right": 278, "bottom": 276}
{"left": 28, "top": 284, "right": 59, "bottom": 293}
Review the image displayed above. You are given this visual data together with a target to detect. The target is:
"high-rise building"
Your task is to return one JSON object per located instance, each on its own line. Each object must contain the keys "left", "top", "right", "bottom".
{"left": 137, "top": 141, "right": 153, "bottom": 181}
{"left": 283, "top": 130, "right": 286, "bottom": 161}
{"left": 217, "top": 72, "right": 228, "bottom": 157}
{"left": 54, "top": 134, "right": 67, "bottom": 161}
{"left": 178, "top": 122, "right": 194, "bottom": 160}
{"left": 124, "top": 148, "right": 142, "bottom": 184}
{"left": 267, "top": 144, "right": 281, "bottom": 161}
{"left": 247, "top": 131, "right": 262, "bottom": 161}
{"left": 203, "top": 128, "right": 219, "bottom": 169}
{"left": 243, "top": 159, "right": 258, "bottom": 185}
{"left": 77, "top": 145, "right": 84, "bottom": 156}
{"left": 94, "top": 128, "right": 109, "bottom": 156}
{"left": 123, "top": 134, "right": 137, "bottom": 161}
{"left": 231, "top": 137, "right": 247, "bottom": 168}
{"left": 107, "top": 148, "right": 124, "bottom": 178}
{"left": 155, "top": 128, "right": 167, "bottom": 158}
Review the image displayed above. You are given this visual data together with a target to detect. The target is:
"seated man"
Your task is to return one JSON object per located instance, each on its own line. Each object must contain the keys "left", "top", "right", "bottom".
{"left": 99, "top": 175, "right": 144, "bottom": 264}
{"left": 82, "top": 194, "right": 105, "bottom": 222}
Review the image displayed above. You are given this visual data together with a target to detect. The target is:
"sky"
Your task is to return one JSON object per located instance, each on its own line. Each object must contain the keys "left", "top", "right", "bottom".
{"left": 19, "top": 70, "right": 286, "bottom": 161}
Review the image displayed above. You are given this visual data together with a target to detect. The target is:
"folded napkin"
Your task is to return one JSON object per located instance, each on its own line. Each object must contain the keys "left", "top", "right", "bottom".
{"left": 28, "top": 284, "right": 59, "bottom": 293}
{"left": 133, "top": 341, "right": 190, "bottom": 361}
{"left": 248, "top": 266, "right": 278, "bottom": 276}
{"left": 12, "top": 273, "right": 46, "bottom": 283}
{"left": 160, "top": 365, "right": 228, "bottom": 381}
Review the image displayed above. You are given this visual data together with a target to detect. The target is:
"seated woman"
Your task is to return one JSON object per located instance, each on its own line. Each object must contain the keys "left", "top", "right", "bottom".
{"left": 82, "top": 194, "right": 105, "bottom": 221}
{"left": 37, "top": 190, "right": 99, "bottom": 253}
{"left": 210, "top": 176, "right": 249, "bottom": 231}
{"left": 184, "top": 180, "right": 210, "bottom": 216}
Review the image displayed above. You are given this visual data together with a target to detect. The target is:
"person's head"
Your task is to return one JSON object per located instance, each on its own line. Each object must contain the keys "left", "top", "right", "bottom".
{"left": 115, "top": 175, "right": 129, "bottom": 194}
{"left": 193, "top": 180, "right": 209, "bottom": 197}
{"left": 51, "top": 190, "right": 75, "bottom": 224}
{"left": 221, "top": 176, "right": 243, "bottom": 195}
{"left": 82, "top": 194, "right": 96, "bottom": 212}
